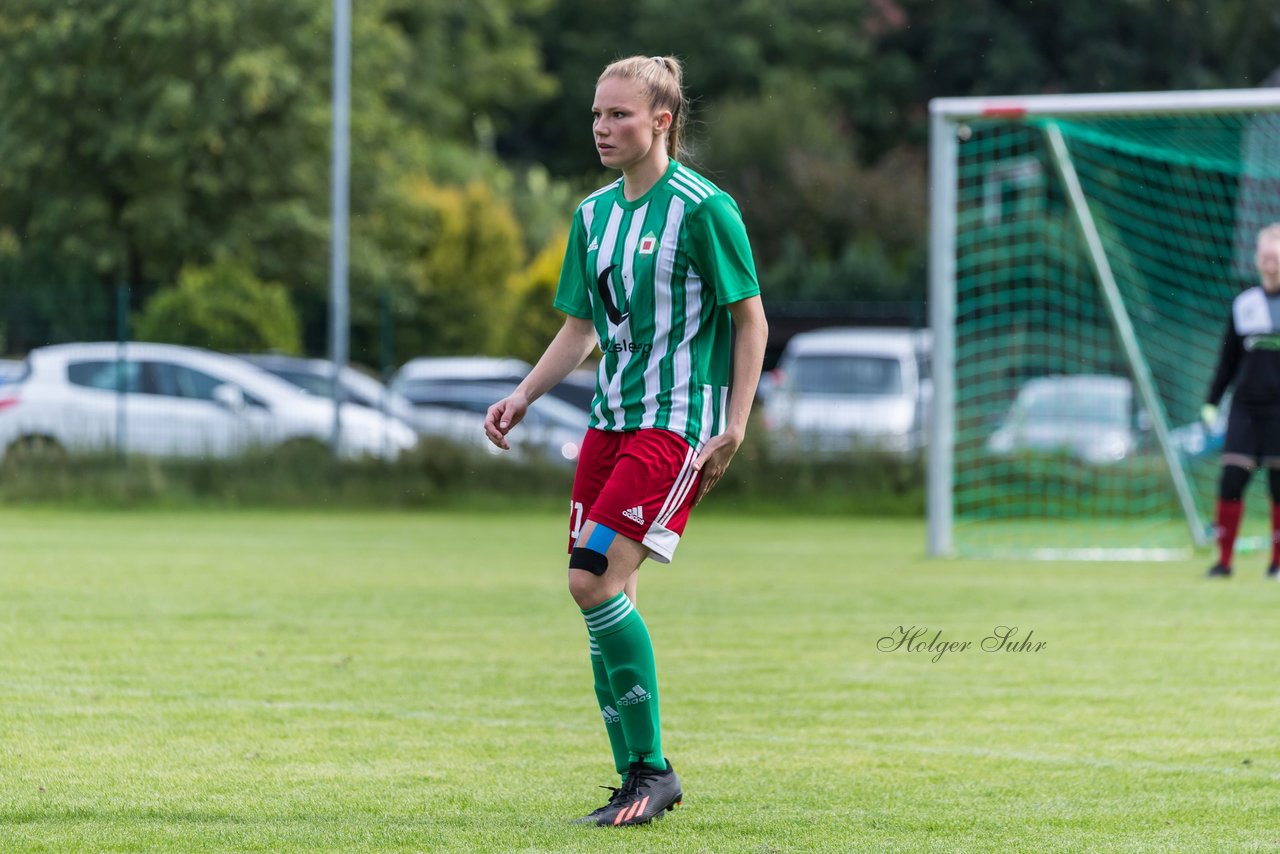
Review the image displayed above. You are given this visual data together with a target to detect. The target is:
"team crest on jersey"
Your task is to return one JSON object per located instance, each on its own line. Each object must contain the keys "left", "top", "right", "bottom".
{"left": 638, "top": 233, "right": 657, "bottom": 255}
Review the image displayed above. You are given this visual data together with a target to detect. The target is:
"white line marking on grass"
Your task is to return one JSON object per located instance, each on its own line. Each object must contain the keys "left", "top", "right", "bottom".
{"left": 872, "top": 742, "right": 1280, "bottom": 781}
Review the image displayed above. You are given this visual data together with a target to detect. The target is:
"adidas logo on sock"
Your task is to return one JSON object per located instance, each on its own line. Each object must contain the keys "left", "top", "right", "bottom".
{"left": 601, "top": 705, "right": 621, "bottom": 724}
{"left": 617, "top": 684, "right": 652, "bottom": 706}
{"left": 622, "top": 506, "right": 645, "bottom": 525}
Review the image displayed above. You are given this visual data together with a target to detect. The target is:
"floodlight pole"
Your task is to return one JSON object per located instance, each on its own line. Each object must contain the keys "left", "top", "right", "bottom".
{"left": 327, "top": 0, "right": 352, "bottom": 457}
{"left": 115, "top": 282, "right": 129, "bottom": 460}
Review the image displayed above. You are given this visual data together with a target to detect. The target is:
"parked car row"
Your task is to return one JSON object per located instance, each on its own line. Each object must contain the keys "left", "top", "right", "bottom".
{"left": 2, "top": 331, "right": 1213, "bottom": 469}
{"left": 4, "top": 331, "right": 940, "bottom": 466}
{"left": 0, "top": 344, "right": 595, "bottom": 465}
{"left": 0, "top": 343, "right": 419, "bottom": 462}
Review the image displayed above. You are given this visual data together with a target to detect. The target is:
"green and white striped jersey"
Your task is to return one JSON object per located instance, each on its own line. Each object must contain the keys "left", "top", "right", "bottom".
{"left": 554, "top": 159, "right": 761, "bottom": 449}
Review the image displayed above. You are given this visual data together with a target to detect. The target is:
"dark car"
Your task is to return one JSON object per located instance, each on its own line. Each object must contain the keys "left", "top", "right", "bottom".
{"left": 237, "top": 354, "right": 420, "bottom": 426}
{"left": 397, "top": 380, "right": 590, "bottom": 465}
{"left": 390, "top": 356, "right": 598, "bottom": 412}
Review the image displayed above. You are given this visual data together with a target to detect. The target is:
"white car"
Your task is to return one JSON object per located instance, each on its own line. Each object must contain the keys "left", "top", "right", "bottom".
{"left": 986, "top": 375, "right": 1146, "bottom": 465}
{"left": 763, "top": 327, "right": 932, "bottom": 458}
{"left": 0, "top": 359, "right": 24, "bottom": 385}
{"left": 0, "top": 342, "right": 418, "bottom": 461}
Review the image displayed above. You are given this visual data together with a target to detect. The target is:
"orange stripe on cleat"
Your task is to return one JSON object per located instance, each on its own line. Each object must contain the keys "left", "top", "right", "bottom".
{"left": 635, "top": 796, "right": 650, "bottom": 817}
{"left": 614, "top": 797, "right": 647, "bottom": 825}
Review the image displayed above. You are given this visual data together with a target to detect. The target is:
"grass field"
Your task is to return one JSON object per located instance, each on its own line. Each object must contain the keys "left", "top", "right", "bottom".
{"left": 3, "top": 509, "right": 1279, "bottom": 852}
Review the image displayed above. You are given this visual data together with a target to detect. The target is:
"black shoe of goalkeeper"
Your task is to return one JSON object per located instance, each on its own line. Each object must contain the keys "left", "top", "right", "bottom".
{"left": 596, "top": 759, "right": 682, "bottom": 827}
{"left": 1205, "top": 563, "right": 1232, "bottom": 578}
{"left": 1267, "top": 564, "right": 1280, "bottom": 580}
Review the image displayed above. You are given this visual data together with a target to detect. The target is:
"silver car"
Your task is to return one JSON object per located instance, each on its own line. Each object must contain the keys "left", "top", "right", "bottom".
{"left": 0, "top": 342, "right": 418, "bottom": 461}
{"left": 763, "top": 327, "right": 932, "bottom": 458}
{"left": 985, "top": 375, "right": 1145, "bottom": 465}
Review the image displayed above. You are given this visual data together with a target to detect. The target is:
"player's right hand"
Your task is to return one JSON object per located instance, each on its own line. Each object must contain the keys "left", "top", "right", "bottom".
{"left": 484, "top": 393, "right": 529, "bottom": 450}
{"left": 1200, "top": 403, "right": 1218, "bottom": 429}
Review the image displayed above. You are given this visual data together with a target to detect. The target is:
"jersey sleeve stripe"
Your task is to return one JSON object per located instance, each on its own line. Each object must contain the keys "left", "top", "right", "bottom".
{"left": 675, "top": 166, "right": 717, "bottom": 196}
{"left": 670, "top": 172, "right": 711, "bottom": 202}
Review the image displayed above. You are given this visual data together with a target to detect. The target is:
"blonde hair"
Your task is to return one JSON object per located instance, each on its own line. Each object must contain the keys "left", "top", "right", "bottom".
{"left": 598, "top": 55, "right": 689, "bottom": 162}
{"left": 1259, "top": 223, "right": 1280, "bottom": 246}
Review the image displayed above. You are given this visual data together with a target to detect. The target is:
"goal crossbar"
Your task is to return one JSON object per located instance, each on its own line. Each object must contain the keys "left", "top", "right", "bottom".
{"left": 931, "top": 89, "right": 1280, "bottom": 119}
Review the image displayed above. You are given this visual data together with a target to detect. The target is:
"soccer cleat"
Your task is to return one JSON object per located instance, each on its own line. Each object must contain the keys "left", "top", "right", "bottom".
{"left": 1205, "top": 563, "right": 1232, "bottom": 578}
{"left": 595, "top": 760, "right": 682, "bottom": 827}
{"left": 1267, "top": 564, "right": 1280, "bottom": 580}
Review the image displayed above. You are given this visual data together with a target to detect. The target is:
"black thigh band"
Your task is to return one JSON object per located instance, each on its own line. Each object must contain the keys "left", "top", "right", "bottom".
{"left": 569, "top": 548, "right": 609, "bottom": 576}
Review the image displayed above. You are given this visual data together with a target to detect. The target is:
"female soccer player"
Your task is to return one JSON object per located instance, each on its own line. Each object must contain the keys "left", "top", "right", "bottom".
{"left": 484, "top": 55, "right": 768, "bottom": 826}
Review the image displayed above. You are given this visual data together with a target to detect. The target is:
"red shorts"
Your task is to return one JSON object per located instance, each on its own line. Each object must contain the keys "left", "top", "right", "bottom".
{"left": 568, "top": 428, "right": 703, "bottom": 564}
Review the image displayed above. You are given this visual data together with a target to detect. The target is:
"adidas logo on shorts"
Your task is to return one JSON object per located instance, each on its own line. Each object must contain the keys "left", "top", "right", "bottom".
{"left": 623, "top": 506, "right": 645, "bottom": 525}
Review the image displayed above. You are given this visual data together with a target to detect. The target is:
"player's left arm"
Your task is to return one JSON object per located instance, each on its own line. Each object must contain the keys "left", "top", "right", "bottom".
{"left": 693, "top": 295, "right": 768, "bottom": 504}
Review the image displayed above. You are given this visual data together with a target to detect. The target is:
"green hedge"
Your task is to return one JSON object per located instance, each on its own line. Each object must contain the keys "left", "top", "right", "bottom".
{"left": 0, "top": 436, "right": 925, "bottom": 516}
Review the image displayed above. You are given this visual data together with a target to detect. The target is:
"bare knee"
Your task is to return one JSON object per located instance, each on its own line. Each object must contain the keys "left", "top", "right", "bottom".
{"left": 567, "top": 568, "right": 609, "bottom": 609}
{"left": 566, "top": 520, "right": 648, "bottom": 609}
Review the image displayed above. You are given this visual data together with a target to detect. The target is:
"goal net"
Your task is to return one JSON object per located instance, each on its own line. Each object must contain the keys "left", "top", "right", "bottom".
{"left": 927, "top": 89, "right": 1280, "bottom": 559}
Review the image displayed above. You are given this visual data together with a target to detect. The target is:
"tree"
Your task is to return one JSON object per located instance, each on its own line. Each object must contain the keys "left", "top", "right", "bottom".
{"left": 870, "top": 0, "right": 1280, "bottom": 152}
{"left": 501, "top": 230, "right": 570, "bottom": 363}
{"left": 505, "top": 0, "right": 1279, "bottom": 310}
{"left": 379, "top": 0, "right": 556, "bottom": 142}
{"left": 383, "top": 177, "right": 525, "bottom": 359}
{"left": 0, "top": 2, "right": 335, "bottom": 294}
{"left": 134, "top": 259, "right": 301, "bottom": 354}
{"left": 0, "top": 0, "right": 563, "bottom": 357}
{"left": 505, "top": 0, "right": 920, "bottom": 300}
{"left": 506, "top": 0, "right": 894, "bottom": 172}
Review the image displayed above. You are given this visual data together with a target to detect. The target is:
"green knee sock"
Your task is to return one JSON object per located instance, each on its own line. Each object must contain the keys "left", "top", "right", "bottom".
{"left": 581, "top": 592, "right": 665, "bottom": 772}
{"left": 588, "top": 634, "right": 630, "bottom": 781}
